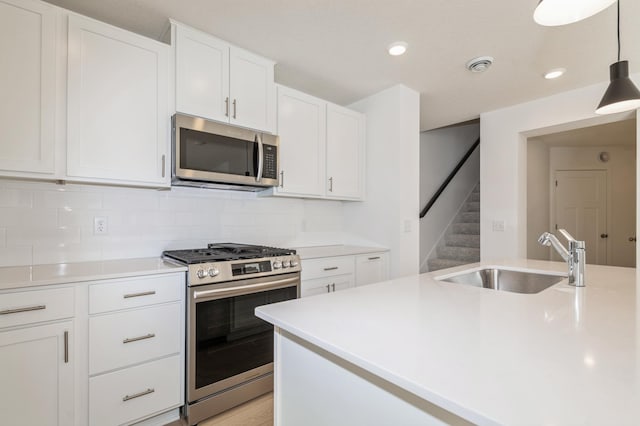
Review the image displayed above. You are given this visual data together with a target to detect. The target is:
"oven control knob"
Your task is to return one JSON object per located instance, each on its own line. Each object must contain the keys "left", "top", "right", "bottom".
{"left": 282, "top": 260, "right": 290, "bottom": 268}
{"left": 208, "top": 268, "right": 220, "bottom": 277}
{"left": 273, "top": 260, "right": 282, "bottom": 269}
{"left": 196, "top": 269, "right": 207, "bottom": 279}
{"left": 290, "top": 259, "right": 299, "bottom": 267}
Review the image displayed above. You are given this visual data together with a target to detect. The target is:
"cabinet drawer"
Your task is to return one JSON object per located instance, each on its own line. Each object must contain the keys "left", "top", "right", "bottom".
{"left": 355, "top": 252, "right": 389, "bottom": 286}
{"left": 301, "top": 274, "right": 354, "bottom": 298}
{"left": 0, "top": 287, "right": 74, "bottom": 329}
{"left": 301, "top": 256, "right": 354, "bottom": 280}
{"left": 89, "top": 303, "right": 181, "bottom": 375}
{"left": 89, "top": 355, "right": 181, "bottom": 426}
{"left": 89, "top": 274, "right": 183, "bottom": 314}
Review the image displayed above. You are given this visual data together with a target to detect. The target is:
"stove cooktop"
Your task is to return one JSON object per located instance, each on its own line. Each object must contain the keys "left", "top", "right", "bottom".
{"left": 163, "top": 243, "right": 297, "bottom": 264}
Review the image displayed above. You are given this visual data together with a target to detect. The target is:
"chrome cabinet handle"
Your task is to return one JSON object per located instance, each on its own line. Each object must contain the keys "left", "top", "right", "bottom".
{"left": 123, "top": 333, "right": 155, "bottom": 344}
{"left": 64, "top": 331, "right": 69, "bottom": 363}
{"left": 331, "top": 283, "right": 335, "bottom": 292}
{"left": 161, "top": 155, "right": 166, "bottom": 178}
{"left": 368, "top": 256, "right": 381, "bottom": 260}
{"left": 123, "top": 388, "right": 155, "bottom": 402}
{"left": 225, "top": 97, "right": 229, "bottom": 117}
{"left": 233, "top": 99, "right": 237, "bottom": 119}
{"left": 256, "top": 134, "right": 264, "bottom": 182}
{"left": 328, "top": 177, "right": 333, "bottom": 192}
{"left": 123, "top": 291, "right": 156, "bottom": 299}
{"left": 323, "top": 267, "right": 338, "bottom": 271}
{"left": 0, "top": 305, "right": 46, "bottom": 315}
{"left": 279, "top": 170, "right": 284, "bottom": 188}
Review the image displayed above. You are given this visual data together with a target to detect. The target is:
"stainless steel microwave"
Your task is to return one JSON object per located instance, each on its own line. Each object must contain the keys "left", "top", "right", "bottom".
{"left": 172, "top": 114, "right": 279, "bottom": 191}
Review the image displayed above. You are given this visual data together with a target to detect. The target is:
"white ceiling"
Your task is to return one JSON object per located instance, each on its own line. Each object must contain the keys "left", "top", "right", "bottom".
{"left": 531, "top": 118, "right": 637, "bottom": 147}
{"left": 45, "top": 0, "right": 640, "bottom": 131}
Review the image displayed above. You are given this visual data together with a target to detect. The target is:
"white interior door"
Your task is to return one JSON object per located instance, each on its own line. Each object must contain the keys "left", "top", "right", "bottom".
{"left": 554, "top": 170, "right": 607, "bottom": 265}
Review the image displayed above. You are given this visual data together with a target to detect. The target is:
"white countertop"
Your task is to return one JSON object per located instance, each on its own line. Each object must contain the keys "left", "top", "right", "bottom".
{"left": 256, "top": 259, "right": 640, "bottom": 425}
{"left": 0, "top": 258, "right": 186, "bottom": 291}
{"left": 294, "top": 245, "right": 388, "bottom": 260}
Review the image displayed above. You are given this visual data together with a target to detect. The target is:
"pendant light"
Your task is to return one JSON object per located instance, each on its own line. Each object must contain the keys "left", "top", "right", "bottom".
{"left": 595, "top": 1, "right": 640, "bottom": 114}
{"left": 534, "top": 0, "right": 616, "bottom": 26}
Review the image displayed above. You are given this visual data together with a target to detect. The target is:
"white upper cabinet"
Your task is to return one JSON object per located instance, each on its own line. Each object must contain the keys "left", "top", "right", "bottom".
{"left": 326, "top": 104, "right": 365, "bottom": 200}
{"left": 274, "top": 85, "right": 326, "bottom": 197}
{"left": 174, "top": 22, "right": 276, "bottom": 133}
{"left": 0, "top": 0, "right": 56, "bottom": 176}
{"left": 67, "top": 14, "right": 170, "bottom": 187}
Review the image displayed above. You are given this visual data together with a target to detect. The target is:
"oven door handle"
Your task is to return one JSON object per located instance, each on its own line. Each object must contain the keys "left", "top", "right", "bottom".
{"left": 193, "top": 276, "right": 299, "bottom": 301}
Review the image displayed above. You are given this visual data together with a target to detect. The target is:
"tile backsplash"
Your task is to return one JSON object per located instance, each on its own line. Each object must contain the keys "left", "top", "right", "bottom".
{"left": 0, "top": 179, "right": 345, "bottom": 266}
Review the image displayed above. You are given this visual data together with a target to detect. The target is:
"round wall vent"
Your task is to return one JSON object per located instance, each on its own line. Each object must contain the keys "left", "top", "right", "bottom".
{"left": 466, "top": 56, "right": 494, "bottom": 73}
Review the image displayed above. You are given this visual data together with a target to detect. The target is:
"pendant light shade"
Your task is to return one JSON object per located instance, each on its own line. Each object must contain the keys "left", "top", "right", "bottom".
{"left": 534, "top": 0, "right": 616, "bottom": 26}
{"left": 595, "top": 61, "right": 640, "bottom": 114}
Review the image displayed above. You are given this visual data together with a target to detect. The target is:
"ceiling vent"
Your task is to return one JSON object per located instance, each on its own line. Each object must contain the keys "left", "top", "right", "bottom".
{"left": 466, "top": 56, "right": 494, "bottom": 73}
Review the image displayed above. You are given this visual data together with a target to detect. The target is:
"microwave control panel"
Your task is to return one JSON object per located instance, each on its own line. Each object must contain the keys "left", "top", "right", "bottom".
{"left": 263, "top": 145, "right": 278, "bottom": 179}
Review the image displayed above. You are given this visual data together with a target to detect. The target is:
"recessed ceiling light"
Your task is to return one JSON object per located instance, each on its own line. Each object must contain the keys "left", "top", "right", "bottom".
{"left": 544, "top": 68, "right": 566, "bottom": 79}
{"left": 388, "top": 42, "right": 408, "bottom": 56}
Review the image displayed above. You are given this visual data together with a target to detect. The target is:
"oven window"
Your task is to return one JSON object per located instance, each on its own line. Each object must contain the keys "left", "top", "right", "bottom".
{"left": 195, "top": 286, "right": 297, "bottom": 389}
{"left": 180, "top": 127, "right": 258, "bottom": 177}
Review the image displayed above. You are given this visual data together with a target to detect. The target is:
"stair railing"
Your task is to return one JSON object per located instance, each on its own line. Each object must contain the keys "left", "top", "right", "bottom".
{"left": 420, "top": 138, "right": 480, "bottom": 219}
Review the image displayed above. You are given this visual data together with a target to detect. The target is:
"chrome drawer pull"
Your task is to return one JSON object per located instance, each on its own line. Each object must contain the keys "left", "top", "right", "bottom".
{"left": 122, "top": 388, "right": 155, "bottom": 402}
{"left": 368, "top": 256, "right": 381, "bottom": 260}
{"left": 64, "top": 331, "right": 69, "bottom": 363}
{"left": 123, "top": 291, "right": 156, "bottom": 299}
{"left": 323, "top": 267, "right": 338, "bottom": 271}
{"left": 0, "top": 305, "right": 46, "bottom": 315}
{"left": 123, "top": 333, "right": 155, "bottom": 344}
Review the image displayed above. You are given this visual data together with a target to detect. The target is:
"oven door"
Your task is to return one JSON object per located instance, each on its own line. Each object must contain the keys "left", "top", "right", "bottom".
{"left": 187, "top": 272, "right": 299, "bottom": 403}
{"left": 173, "top": 113, "right": 279, "bottom": 187}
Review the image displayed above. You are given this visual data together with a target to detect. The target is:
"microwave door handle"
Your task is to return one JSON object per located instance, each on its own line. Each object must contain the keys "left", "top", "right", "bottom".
{"left": 255, "top": 133, "right": 264, "bottom": 182}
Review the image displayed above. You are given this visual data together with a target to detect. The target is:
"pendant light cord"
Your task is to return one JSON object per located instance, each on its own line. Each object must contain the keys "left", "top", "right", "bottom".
{"left": 617, "top": 0, "right": 621, "bottom": 62}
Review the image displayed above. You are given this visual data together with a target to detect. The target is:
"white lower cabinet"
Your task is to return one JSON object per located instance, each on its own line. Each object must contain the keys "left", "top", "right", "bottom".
{"left": 355, "top": 253, "right": 389, "bottom": 286}
{"left": 301, "top": 251, "right": 389, "bottom": 297}
{"left": 0, "top": 285, "right": 75, "bottom": 426}
{"left": 89, "top": 355, "right": 181, "bottom": 426}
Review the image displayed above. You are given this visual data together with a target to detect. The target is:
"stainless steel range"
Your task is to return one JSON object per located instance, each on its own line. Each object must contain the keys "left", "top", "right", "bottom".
{"left": 163, "top": 243, "right": 300, "bottom": 425}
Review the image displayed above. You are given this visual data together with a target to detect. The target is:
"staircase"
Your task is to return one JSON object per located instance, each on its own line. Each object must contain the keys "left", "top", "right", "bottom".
{"left": 427, "top": 186, "right": 480, "bottom": 271}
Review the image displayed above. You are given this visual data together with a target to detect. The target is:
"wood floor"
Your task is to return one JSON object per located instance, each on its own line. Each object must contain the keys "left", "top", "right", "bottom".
{"left": 199, "top": 392, "right": 274, "bottom": 426}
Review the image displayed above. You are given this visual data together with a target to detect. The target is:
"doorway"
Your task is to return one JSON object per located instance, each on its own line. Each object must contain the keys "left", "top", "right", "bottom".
{"left": 527, "top": 118, "right": 636, "bottom": 267}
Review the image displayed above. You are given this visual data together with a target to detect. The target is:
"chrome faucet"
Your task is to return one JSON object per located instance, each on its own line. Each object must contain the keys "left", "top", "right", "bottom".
{"left": 538, "top": 229, "right": 585, "bottom": 287}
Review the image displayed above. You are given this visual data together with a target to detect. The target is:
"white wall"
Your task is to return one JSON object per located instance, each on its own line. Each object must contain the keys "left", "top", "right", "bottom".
{"left": 419, "top": 123, "right": 479, "bottom": 271}
{"left": 549, "top": 146, "right": 636, "bottom": 267}
{"left": 526, "top": 140, "right": 550, "bottom": 260}
{"left": 343, "top": 85, "right": 421, "bottom": 279}
{"left": 0, "top": 179, "right": 346, "bottom": 267}
{"left": 480, "top": 75, "right": 639, "bottom": 262}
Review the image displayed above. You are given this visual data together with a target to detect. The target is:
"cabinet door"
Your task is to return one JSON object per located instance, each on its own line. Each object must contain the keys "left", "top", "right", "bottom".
{"left": 175, "top": 24, "right": 229, "bottom": 123}
{"left": 355, "top": 252, "right": 389, "bottom": 286}
{"left": 275, "top": 86, "right": 326, "bottom": 197}
{"left": 301, "top": 274, "right": 354, "bottom": 297}
{"left": 326, "top": 104, "right": 365, "bottom": 200}
{"left": 67, "top": 14, "right": 169, "bottom": 186}
{"left": 0, "top": 0, "right": 56, "bottom": 175}
{"left": 230, "top": 46, "right": 275, "bottom": 133}
{"left": 0, "top": 321, "right": 73, "bottom": 426}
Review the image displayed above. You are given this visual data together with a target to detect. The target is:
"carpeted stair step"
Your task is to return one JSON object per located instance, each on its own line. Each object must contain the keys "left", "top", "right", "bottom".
{"left": 427, "top": 258, "right": 472, "bottom": 272}
{"left": 463, "top": 201, "right": 480, "bottom": 212}
{"left": 452, "top": 223, "right": 480, "bottom": 235}
{"left": 458, "top": 212, "right": 480, "bottom": 223}
{"left": 436, "top": 246, "right": 480, "bottom": 262}
{"left": 445, "top": 233, "right": 480, "bottom": 248}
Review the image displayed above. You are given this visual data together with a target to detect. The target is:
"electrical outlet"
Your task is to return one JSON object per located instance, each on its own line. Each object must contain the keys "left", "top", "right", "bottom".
{"left": 94, "top": 216, "right": 108, "bottom": 235}
{"left": 492, "top": 220, "right": 505, "bottom": 232}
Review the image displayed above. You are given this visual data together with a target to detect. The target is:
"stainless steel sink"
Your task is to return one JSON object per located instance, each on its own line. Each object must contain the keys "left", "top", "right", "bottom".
{"left": 436, "top": 268, "right": 567, "bottom": 294}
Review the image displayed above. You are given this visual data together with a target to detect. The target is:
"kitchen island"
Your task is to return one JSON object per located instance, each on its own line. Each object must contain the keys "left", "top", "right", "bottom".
{"left": 255, "top": 259, "right": 639, "bottom": 425}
